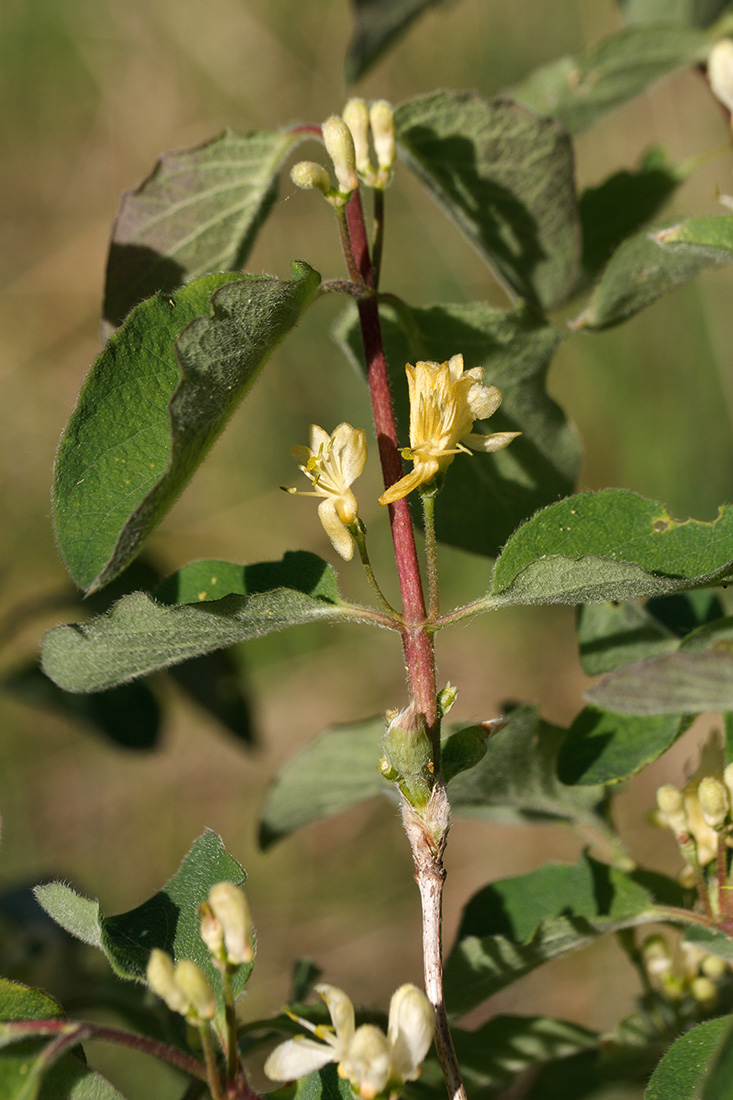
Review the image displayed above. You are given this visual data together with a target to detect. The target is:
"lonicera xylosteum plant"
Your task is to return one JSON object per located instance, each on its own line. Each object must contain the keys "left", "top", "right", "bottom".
{"left": 9, "top": 3, "right": 733, "bottom": 1098}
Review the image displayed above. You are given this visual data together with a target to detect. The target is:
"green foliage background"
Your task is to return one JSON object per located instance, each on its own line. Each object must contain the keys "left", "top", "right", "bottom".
{"left": 2, "top": 1, "right": 733, "bottom": 1096}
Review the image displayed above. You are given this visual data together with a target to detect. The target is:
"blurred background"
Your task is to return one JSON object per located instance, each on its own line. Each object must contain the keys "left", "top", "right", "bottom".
{"left": 2, "top": 0, "right": 733, "bottom": 1095}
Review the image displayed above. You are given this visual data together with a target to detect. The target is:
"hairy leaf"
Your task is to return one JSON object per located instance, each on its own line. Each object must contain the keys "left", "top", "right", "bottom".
{"left": 645, "top": 1016, "right": 733, "bottom": 1099}
{"left": 258, "top": 717, "right": 388, "bottom": 849}
{"left": 35, "top": 831, "right": 248, "bottom": 1013}
{"left": 104, "top": 128, "right": 308, "bottom": 328}
{"left": 573, "top": 218, "right": 733, "bottom": 330}
{"left": 448, "top": 706, "right": 610, "bottom": 832}
{"left": 41, "top": 553, "right": 371, "bottom": 693}
{"left": 578, "top": 148, "right": 682, "bottom": 287}
{"left": 344, "top": 0, "right": 452, "bottom": 81}
{"left": 511, "top": 25, "right": 708, "bottom": 133}
{"left": 395, "top": 92, "right": 580, "bottom": 310}
{"left": 444, "top": 855, "right": 683, "bottom": 1017}
{"left": 54, "top": 263, "right": 320, "bottom": 592}
{"left": 489, "top": 491, "right": 733, "bottom": 607}
{"left": 558, "top": 706, "right": 685, "bottom": 785}
{"left": 335, "top": 300, "right": 579, "bottom": 558}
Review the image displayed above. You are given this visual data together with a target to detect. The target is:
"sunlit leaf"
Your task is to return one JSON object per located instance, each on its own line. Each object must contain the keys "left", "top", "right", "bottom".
{"left": 444, "top": 855, "right": 683, "bottom": 1018}
{"left": 489, "top": 490, "right": 733, "bottom": 607}
{"left": 645, "top": 1016, "right": 733, "bottom": 1099}
{"left": 41, "top": 553, "right": 372, "bottom": 694}
{"left": 395, "top": 92, "right": 580, "bottom": 310}
{"left": 54, "top": 263, "right": 320, "bottom": 592}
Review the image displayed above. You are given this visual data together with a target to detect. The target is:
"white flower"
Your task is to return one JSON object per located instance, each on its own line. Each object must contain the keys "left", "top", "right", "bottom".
{"left": 286, "top": 423, "right": 368, "bottom": 560}
{"left": 379, "top": 354, "right": 520, "bottom": 505}
{"left": 264, "top": 983, "right": 434, "bottom": 1099}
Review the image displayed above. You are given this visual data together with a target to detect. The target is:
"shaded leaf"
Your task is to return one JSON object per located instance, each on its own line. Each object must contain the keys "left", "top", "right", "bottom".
{"left": 586, "top": 645, "right": 733, "bottom": 714}
{"left": 619, "top": 0, "right": 732, "bottom": 27}
{"left": 645, "top": 1016, "right": 733, "bottom": 1099}
{"left": 444, "top": 855, "right": 683, "bottom": 1017}
{"left": 558, "top": 706, "right": 685, "bottom": 785}
{"left": 41, "top": 553, "right": 370, "bottom": 694}
{"left": 258, "top": 717, "right": 388, "bottom": 850}
{"left": 55, "top": 263, "right": 320, "bottom": 593}
{"left": 578, "top": 148, "right": 682, "bottom": 286}
{"left": 489, "top": 490, "right": 733, "bottom": 607}
{"left": 104, "top": 128, "right": 307, "bottom": 328}
{"left": 511, "top": 25, "right": 708, "bottom": 133}
{"left": 573, "top": 217, "right": 733, "bottom": 330}
{"left": 335, "top": 300, "right": 579, "bottom": 559}
{"left": 395, "top": 92, "right": 580, "bottom": 310}
{"left": 168, "top": 648, "right": 254, "bottom": 745}
{"left": 345, "top": 0, "right": 451, "bottom": 82}
{"left": 3, "top": 662, "right": 161, "bottom": 751}
{"left": 448, "top": 706, "right": 610, "bottom": 833}
{"left": 291, "top": 1064, "right": 354, "bottom": 1100}
{"left": 35, "top": 831, "right": 249, "bottom": 1013}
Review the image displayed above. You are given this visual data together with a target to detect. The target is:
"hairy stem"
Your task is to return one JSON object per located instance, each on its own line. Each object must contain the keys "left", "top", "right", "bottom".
{"left": 200, "top": 1025, "right": 226, "bottom": 1100}
{"left": 421, "top": 491, "right": 440, "bottom": 621}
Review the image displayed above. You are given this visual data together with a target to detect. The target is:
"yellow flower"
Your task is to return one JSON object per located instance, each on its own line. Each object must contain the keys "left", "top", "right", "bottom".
{"left": 378, "top": 354, "right": 520, "bottom": 505}
{"left": 287, "top": 423, "right": 367, "bottom": 560}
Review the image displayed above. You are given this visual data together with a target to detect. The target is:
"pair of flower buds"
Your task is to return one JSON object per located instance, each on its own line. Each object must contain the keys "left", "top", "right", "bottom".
{"left": 292, "top": 98, "right": 396, "bottom": 199}
{"left": 146, "top": 881, "right": 253, "bottom": 1024}
{"left": 286, "top": 353, "right": 520, "bottom": 560}
{"left": 656, "top": 764, "right": 733, "bottom": 880}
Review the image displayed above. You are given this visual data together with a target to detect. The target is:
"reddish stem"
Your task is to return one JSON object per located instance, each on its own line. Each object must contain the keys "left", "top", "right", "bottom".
{"left": 342, "top": 191, "right": 438, "bottom": 738}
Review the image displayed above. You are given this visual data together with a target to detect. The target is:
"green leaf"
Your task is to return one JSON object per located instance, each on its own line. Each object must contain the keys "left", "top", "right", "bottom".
{"left": 344, "top": 0, "right": 452, "bottom": 81}
{"left": 619, "top": 0, "right": 732, "bottom": 27}
{"left": 41, "top": 552, "right": 367, "bottom": 693}
{"left": 701, "top": 1017, "right": 733, "bottom": 1100}
{"left": 3, "top": 663, "right": 161, "bottom": 750}
{"left": 645, "top": 1016, "right": 733, "bottom": 1099}
{"left": 258, "top": 717, "right": 388, "bottom": 849}
{"left": 104, "top": 128, "right": 307, "bottom": 328}
{"left": 587, "top": 645, "right": 733, "bottom": 714}
{"left": 0, "top": 980, "right": 125, "bottom": 1100}
{"left": 394, "top": 92, "right": 580, "bottom": 310}
{"left": 684, "top": 924, "right": 733, "bottom": 962}
{"left": 334, "top": 300, "right": 580, "bottom": 558}
{"left": 54, "top": 263, "right": 320, "bottom": 593}
{"left": 578, "top": 148, "right": 682, "bottom": 286}
{"left": 444, "top": 854, "right": 683, "bottom": 1018}
{"left": 291, "top": 1064, "right": 354, "bottom": 1100}
{"left": 573, "top": 218, "right": 733, "bottom": 330}
{"left": 576, "top": 600, "right": 679, "bottom": 677}
{"left": 0, "top": 980, "right": 63, "bottom": 1028}
{"left": 511, "top": 25, "right": 708, "bottom": 133}
{"left": 447, "top": 706, "right": 610, "bottom": 832}
{"left": 490, "top": 490, "right": 733, "bottom": 607}
{"left": 35, "top": 831, "right": 249, "bottom": 1012}
{"left": 558, "top": 706, "right": 685, "bottom": 785}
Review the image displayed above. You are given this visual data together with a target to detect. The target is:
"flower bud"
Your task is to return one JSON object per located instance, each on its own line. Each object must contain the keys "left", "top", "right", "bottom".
{"left": 322, "top": 116, "right": 358, "bottom": 193}
{"left": 709, "top": 39, "right": 733, "bottom": 114}
{"left": 174, "top": 959, "right": 216, "bottom": 1021}
{"left": 698, "top": 776, "right": 729, "bottom": 828}
{"left": 146, "top": 949, "right": 189, "bottom": 1015}
{"left": 656, "top": 784, "right": 688, "bottom": 833}
{"left": 369, "top": 101, "right": 395, "bottom": 171}
{"left": 199, "top": 899, "right": 225, "bottom": 959}
{"left": 207, "top": 882, "right": 253, "bottom": 966}
{"left": 291, "top": 161, "right": 332, "bottom": 194}
{"left": 690, "top": 975, "right": 718, "bottom": 1007}
{"left": 342, "top": 98, "right": 372, "bottom": 176}
{"left": 701, "top": 953, "right": 729, "bottom": 979}
{"left": 642, "top": 935, "right": 673, "bottom": 979}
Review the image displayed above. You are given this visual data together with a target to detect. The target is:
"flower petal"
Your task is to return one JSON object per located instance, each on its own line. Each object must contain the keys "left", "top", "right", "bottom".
{"left": 462, "top": 430, "right": 521, "bottom": 453}
{"left": 316, "top": 983, "right": 356, "bottom": 1045}
{"left": 387, "top": 985, "right": 435, "bottom": 1082}
{"left": 264, "top": 1037, "right": 335, "bottom": 1082}
{"left": 467, "top": 383, "right": 502, "bottom": 421}
{"left": 340, "top": 1024, "right": 391, "bottom": 1099}
{"left": 317, "top": 498, "right": 355, "bottom": 560}
{"left": 378, "top": 467, "right": 428, "bottom": 506}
